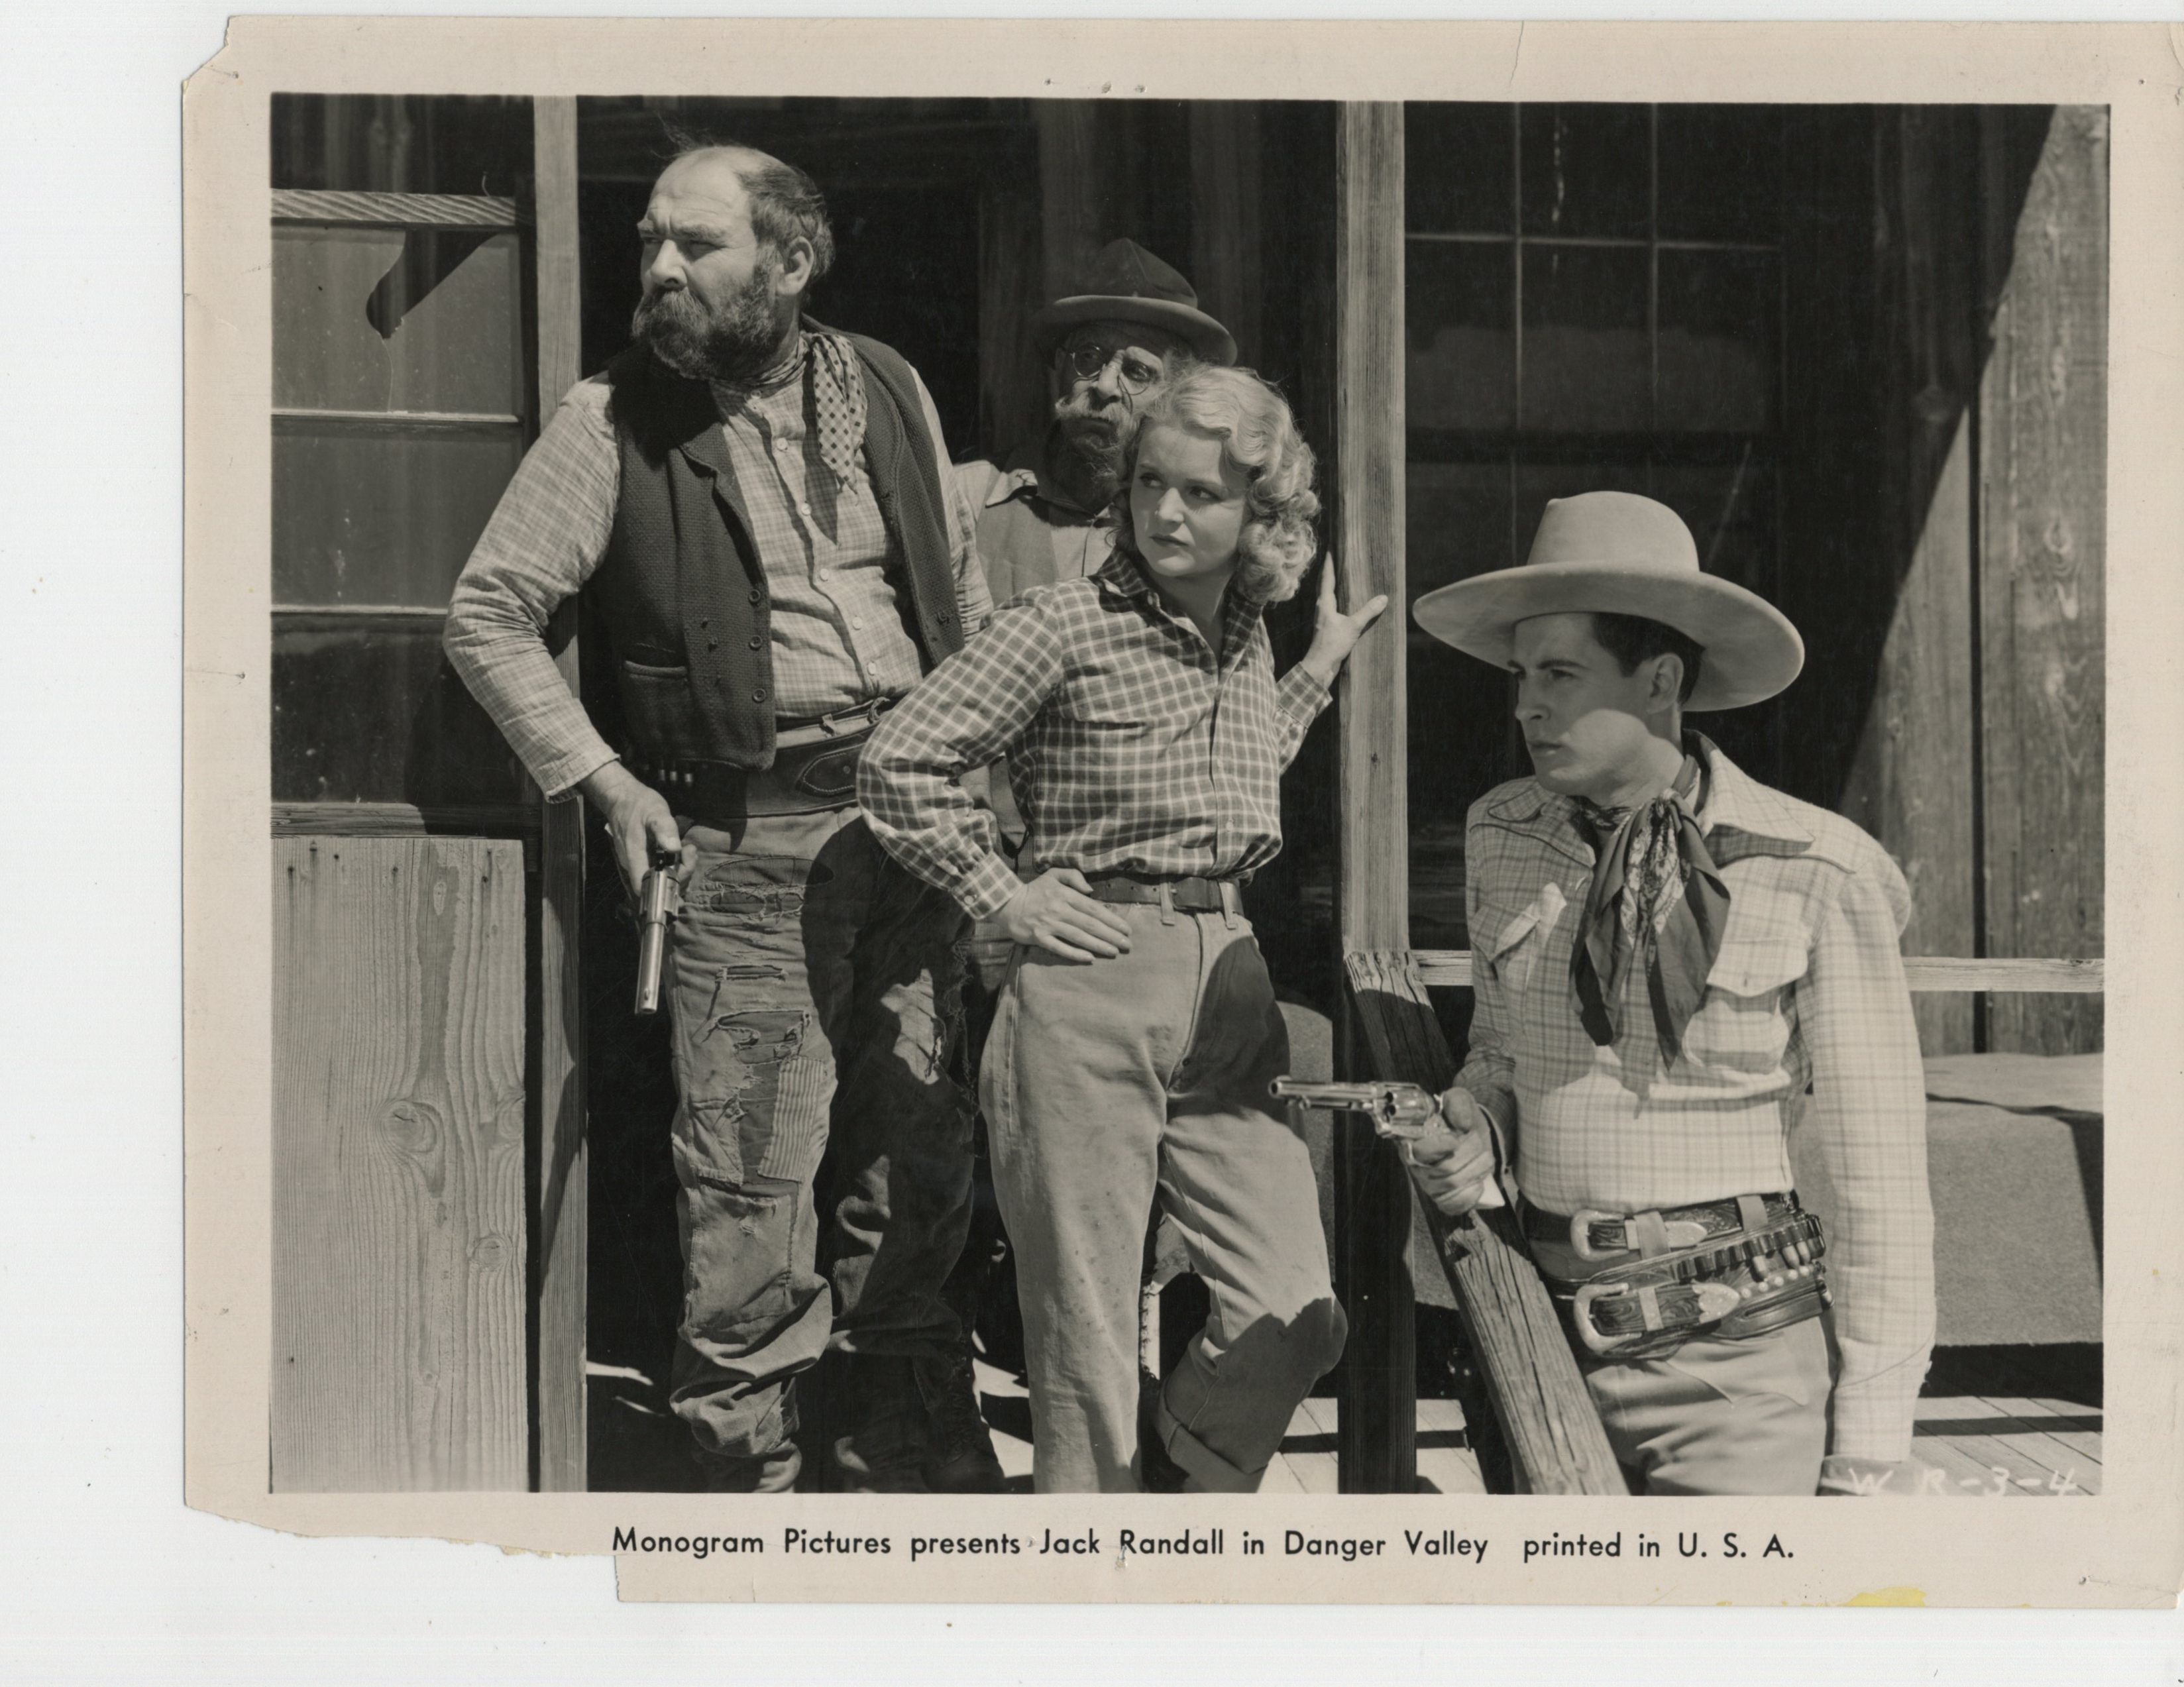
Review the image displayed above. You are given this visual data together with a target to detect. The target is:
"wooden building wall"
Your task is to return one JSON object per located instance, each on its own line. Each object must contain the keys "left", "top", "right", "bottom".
{"left": 272, "top": 838, "right": 529, "bottom": 1490}
{"left": 1780, "top": 105, "right": 2104, "bottom": 1057}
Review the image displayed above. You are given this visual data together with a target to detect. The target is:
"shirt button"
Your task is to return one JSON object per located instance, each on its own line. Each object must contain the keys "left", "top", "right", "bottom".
{"left": 798, "top": 502, "right": 812, "bottom": 517}
{"left": 816, "top": 567, "right": 831, "bottom": 582}
{"left": 773, "top": 437, "right": 789, "bottom": 453}
{"left": 850, "top": 618, "right": 863, "bottom": 630}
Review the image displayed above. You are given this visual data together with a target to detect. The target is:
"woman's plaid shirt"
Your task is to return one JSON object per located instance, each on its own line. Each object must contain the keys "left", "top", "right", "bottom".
{"left": 859, "top": 553, "right": 1331, "bottom": 921}
{"left": 1458, "top": 739, "right": 1935, "bottom": 1462}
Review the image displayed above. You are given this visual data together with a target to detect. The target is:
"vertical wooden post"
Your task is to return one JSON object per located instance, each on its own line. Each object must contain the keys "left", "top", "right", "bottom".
{"left": 1331, "top": 102, "right": 1415, "bottom": 1494}
{"left": 531, "top": 94, "right": 588, "bottom": 1492}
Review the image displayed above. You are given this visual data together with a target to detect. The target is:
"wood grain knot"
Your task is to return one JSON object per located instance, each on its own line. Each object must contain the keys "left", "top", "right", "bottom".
{"left": 382, "top": 1098, "right": 445, "bottom": 1156}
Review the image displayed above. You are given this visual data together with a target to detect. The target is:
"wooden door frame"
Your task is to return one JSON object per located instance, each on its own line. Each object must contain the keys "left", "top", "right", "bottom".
{"left": 531, "top": 95, "right": 588, "bottom": 1492}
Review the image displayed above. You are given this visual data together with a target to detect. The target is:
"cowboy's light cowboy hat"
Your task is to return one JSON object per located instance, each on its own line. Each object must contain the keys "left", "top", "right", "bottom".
{"left": 1032, "top": 239, "right": 1237, "bottom": 367}
{"left": 1411, "top": 491, "right": 1804, "bottom": 712}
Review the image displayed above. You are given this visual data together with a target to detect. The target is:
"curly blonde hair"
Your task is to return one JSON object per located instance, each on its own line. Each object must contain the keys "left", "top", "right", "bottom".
{"left": 1109, "top": 364, "right": 1321, "bottom": 604}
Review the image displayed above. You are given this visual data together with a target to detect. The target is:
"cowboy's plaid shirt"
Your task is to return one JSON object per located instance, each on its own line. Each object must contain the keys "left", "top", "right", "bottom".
{"left": 859, "top": 551, "right": 1330, "bottom": 920}
{"left": 1457, "top": 737, "right": 1935, "bottom": 1462}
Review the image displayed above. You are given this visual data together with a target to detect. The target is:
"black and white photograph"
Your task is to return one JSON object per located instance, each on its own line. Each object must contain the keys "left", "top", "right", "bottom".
{"left": 178, "top": 16, "right": 2182, "bottom": 1609}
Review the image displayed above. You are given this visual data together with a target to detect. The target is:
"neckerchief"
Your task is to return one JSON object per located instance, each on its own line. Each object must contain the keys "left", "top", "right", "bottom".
{"left": 804, "top": 327, "right": 868, "bottom": 488}
{"left": 1568, "top": 745, "right": 1731, "bottom": 1070}
{"left": 711, "top": 326, "right": 868, "bottom": 490}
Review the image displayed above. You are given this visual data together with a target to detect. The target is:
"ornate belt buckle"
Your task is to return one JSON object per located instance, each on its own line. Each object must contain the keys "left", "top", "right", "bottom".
{"left": 1571, "top": 1281, "right": 1637, "bottom": 1355}
{"left": 1569, "top": 1208, "right": 1627, "bottom": 1261}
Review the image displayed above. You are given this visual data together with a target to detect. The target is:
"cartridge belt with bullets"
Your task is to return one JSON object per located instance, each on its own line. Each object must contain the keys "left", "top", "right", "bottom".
{"left": 629, "top": 697, "right": 899, "bottom": 828}
{"left": 1521, "top": 1191, "right": 1830, "bottom": 1360}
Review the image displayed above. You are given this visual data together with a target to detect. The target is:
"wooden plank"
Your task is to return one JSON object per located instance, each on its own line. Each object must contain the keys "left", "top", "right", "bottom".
{"left": 272, "top": 838, "right": 529, "bottom": 1490}
{"left": 274, "top": 801, "right": 537, "bottom": 840}
{"left": 272, "top": 408, "right": 525, "bottom": 436}
{"left": 1035, "top": 102, "right": 1101, "bottom": 305}
{"left": 1979, "top": 107, "right": 2106, "bottom": 1056}
{"left": 1344, "top": 951, "right": 1625, "bottom": 1496}
{"left": 272, "top": 188, "right": 525, "bottom": 229}
{"left": 1412, "top": 950, "right": 2101, "bottom": 994}
{"left": 977, "top": 171, "right": 1047, "bottom": 461}
{"left": 1331, "top": 103, "right": 1415, "bottom": 1497}
{"left": 1187, "top": 103, "right": 1262, "bottom": 367}
{"left": 1843, "top": 107, "right": 1984, "bottom": 1057}
{"left": 1912, "top": 1394, "right": 2099, "bottom": 1494}
{"left": 531, "top": 93, "right": 588, "bottom": 1494}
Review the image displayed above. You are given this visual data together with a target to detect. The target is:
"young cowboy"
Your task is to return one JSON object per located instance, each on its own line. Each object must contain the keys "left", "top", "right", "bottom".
{"left": 859, "top": 365, "right": 1387, "bottom": 1492}
{"left": 1408, "top": 491, "right": 1936, "bottom": 1497}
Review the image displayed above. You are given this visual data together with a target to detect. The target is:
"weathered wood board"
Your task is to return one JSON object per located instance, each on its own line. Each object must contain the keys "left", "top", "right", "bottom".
{"left": 532, "top": 93, "right": 589, "bottom": 1495}
{"left": 1331, "top": 101, "right": 1418, "bottom": 1494}
{"left": 1345, "top": 951, "right": 1625, "bottom": 1496}
{"left": 1979, "top": 107, "right": 2106, "bottom": 1056}
{"left": 272, "top": 836, "right": 529, "bottom": 1490}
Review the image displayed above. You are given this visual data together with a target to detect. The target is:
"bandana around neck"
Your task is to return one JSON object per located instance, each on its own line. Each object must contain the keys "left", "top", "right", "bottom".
{"left": 1568, "top": 745, "right": 1731, "bottom": 1071}
{"left": 804, "top": 328, "right": 869, "bottom": 489}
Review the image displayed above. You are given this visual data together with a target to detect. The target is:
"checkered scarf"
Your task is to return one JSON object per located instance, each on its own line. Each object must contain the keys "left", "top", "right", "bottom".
{"left": 1570, "top": 747, "right": 1731, "bottom": 1069}
{"left": 804, "top": 327, "right": 868, "bottom": 488}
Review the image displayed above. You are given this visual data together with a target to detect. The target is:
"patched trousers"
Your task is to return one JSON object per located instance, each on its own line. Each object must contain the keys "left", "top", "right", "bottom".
{"left": 664, "top": 808, "right": 973, "bottom": 1459}
{"left": 982, "top": 904, "right": 1348, "bottom": 1493}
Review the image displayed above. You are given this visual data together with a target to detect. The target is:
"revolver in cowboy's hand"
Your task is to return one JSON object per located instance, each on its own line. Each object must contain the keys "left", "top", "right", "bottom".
{"left": 1270, "top": 1079, "right": 1441, "bottom": 1142}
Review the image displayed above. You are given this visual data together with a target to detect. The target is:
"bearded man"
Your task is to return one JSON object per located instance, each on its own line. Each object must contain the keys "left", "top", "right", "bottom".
{"left": 444, "top": 143, "right": 999, "bottom": 1493}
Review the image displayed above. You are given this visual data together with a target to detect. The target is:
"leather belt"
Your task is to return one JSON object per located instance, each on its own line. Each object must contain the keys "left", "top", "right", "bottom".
{"left": 629, "top": 699, "right": 899, "bottom": 828}
{"left": 1083, "top": 874, "right": 1248, "bottom": 916}
{"left": 1523, "top": 1191, "right": 1800, "bottom": 1260}
{"left": 1525, "top": 1194, "right": 1830, "bottom": 1360}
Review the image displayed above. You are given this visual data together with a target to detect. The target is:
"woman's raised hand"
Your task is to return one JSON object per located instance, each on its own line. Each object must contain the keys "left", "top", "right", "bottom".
{"left": 1298, "top": 554, "right": 1390, "bottom": 689}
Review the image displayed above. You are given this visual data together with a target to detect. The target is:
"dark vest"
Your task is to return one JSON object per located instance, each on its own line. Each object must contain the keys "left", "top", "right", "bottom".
{"left": 584, "top": 333, "right": 964, "bottom": 772}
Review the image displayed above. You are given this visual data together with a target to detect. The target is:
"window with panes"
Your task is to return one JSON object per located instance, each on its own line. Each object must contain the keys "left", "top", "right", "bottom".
{"left": 270, "top": 95, "right": 539, "bottom": 817}
{"left": 1403, "top": 103, "right": 1786, "bottom": 950}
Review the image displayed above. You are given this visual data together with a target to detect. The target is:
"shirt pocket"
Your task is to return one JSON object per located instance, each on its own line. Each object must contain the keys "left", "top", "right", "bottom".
{"left": 1687, "top": 902, "right": 1812, "bottom": 1075}
{"left": 1477, "top": 881, "right": 1566, "bottom": 1001}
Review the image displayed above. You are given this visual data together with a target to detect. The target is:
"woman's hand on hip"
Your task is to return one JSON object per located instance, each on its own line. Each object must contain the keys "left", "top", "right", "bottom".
{"left": 993, "top": 868, "right": 1136, "bottom": 963}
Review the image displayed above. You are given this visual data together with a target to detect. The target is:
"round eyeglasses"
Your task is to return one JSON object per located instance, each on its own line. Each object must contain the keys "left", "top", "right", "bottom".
{"left": 1062, "top": 343, "right": 1165, "bottom": 396}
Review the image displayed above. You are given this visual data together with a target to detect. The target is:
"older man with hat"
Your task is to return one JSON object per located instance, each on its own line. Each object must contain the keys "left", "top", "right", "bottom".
{"left": 1407, "top": 491, "right": 1937, "bottom": 1498}
{"left": 957, "top": 239, "right": 1236, "bottom": 609}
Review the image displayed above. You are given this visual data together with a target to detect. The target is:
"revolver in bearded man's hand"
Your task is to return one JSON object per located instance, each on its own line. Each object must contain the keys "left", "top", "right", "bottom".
{"left": 633, "top": 851, "right": 682, "bottom": 1018}
{"left": 1269, "top": 1079, "right": 1441, "bottom": 1142}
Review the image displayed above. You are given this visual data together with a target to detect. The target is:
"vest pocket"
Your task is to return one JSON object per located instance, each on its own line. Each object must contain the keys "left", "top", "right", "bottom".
{"left": 621, "top": 659, "right": 702, "bottom": 760}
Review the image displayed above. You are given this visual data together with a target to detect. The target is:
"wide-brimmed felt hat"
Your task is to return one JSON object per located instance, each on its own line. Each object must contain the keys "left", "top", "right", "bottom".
{"left": 1033, "top": 239, "right": 1236, "bottom": 367}
{"left": 1411, "top": 491, "right": 1804, "bottom": 712}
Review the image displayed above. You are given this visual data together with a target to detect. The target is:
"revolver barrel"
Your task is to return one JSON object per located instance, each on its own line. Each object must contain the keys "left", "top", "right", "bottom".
{"left": 1269, "top": 1077, "right": 1439, "bottom": 1141}
{"left": 633, "top": 861, "right": 679, "bottom": 1017}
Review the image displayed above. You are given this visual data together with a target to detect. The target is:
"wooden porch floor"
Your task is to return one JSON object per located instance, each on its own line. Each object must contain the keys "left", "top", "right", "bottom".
{"left": 588, "top": 1345, "right": 2099, "bottom": 1495}
{"left": 975, "top": 1351, "right": 2102, "bottom": 1497}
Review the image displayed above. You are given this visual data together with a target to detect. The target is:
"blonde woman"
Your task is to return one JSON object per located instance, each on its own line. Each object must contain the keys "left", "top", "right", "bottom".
{"left": 859, "top": 365, "right": 1386, "bottom": 1492}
